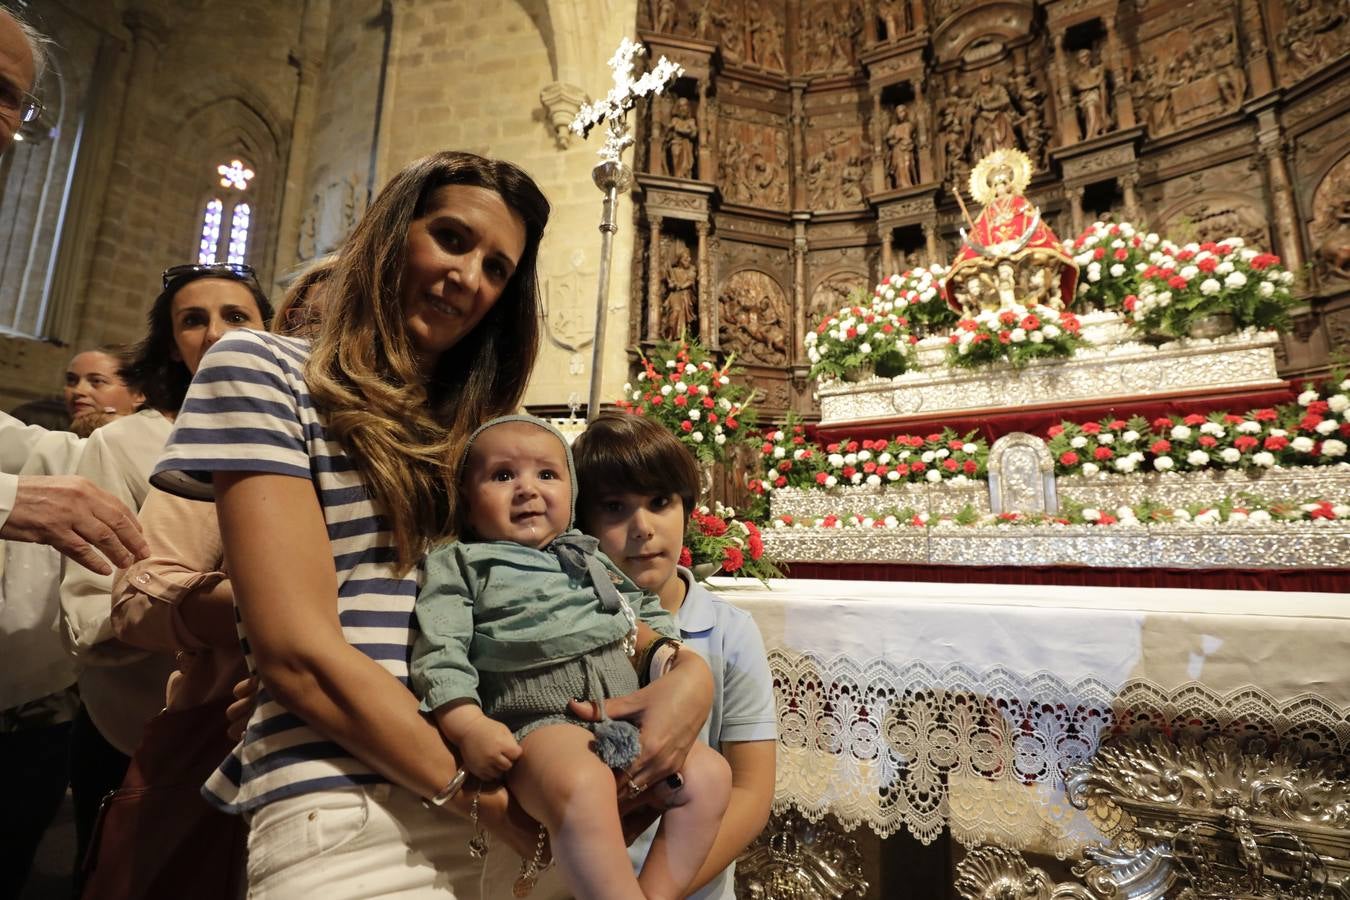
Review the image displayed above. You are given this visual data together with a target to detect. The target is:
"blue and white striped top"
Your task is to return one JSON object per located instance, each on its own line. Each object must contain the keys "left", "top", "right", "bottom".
{"left": 151, "top": 329, "right": 419, "bottom": 814}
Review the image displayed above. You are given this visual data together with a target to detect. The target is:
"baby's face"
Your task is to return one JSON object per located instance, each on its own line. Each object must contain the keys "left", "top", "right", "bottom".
{"left": 463, "top": 421, "right": 571, "bottom": 549}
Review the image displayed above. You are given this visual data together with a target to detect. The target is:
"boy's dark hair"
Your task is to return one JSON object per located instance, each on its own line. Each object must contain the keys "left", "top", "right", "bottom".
{"left": 572, "top": 411, "right": 701, "bottom": 528}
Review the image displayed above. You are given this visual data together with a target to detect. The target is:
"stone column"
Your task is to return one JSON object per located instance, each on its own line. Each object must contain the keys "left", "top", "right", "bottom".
{"left": 273, "top": 0, "right": 332, "bottom": 283}
{"left": 697, "top": 80, "right": 712, "bottom": 181}
{"left": 1067, "top": 185, "right": 1085, "bottom": 234}
{"left": 1051, "top": 33, "right": 1078, "bottom": 147}
{"left": 863, "top": 0, "right": 879, "bottom": 45}
{"left": 77, "top": 6, "right": 167, "bottom": 346}
{"left": 1103, "top": 18, "right": 1135, "bottom": 129}
{"left": 792, "top": 214, "right": 809, "bottom": 364}
{"left": 923, "top": 220, "right": 941, "bottom": 265}
{"left": 696, "top": 221, "right": 711, "bottom": 345}
{"left": 914, "top": 77, "right": 934, "bottom": 184}
{"left": 1257, "top": 133, "right": 1306, "bottom": 274}
{"left": 1119, "top": 171, "right": 1140, "bottom": 223}
{"left": 1240, "top": 0, "right": 1275, "bottom": 96}
{"left": 646, "top": 215, "right": 664, "bottom": 340}
{"left": 910, "top": 0, "right": 926, "bottom": 32}
{"left": 790, "top": 81, "right": 806, "bottom": 209}
{"left": 871, "top": 93, "right": 886, "bottom": 194}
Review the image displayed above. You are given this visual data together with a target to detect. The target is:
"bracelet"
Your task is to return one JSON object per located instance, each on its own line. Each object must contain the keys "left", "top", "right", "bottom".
{"left": 651, "top": 640, "right": 681, "bottom": 682}
{"left": 423, "top": 768, "right": 468, "bottom": 809}
{"left": 639, "top": 636, "right": 680, "bottom": 688}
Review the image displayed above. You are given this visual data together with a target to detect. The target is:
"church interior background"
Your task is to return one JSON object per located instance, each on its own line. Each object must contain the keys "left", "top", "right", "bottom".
{"left": 3, "top": 0, "right": 1350, "bottom": 897}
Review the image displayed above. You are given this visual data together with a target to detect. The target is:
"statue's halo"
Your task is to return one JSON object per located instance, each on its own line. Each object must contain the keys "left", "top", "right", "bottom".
{"left": 970, "top": 148, "right": 1034, "bottom": 204}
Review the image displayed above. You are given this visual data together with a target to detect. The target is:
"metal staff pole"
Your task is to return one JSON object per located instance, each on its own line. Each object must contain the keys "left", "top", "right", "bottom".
{"left": 586, "top": 151, "right": 632, "bottom": 420}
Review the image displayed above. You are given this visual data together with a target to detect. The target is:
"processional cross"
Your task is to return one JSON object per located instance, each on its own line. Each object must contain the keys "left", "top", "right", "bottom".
{"left": 571, "top": 38, "right": 683, "bottom": 420}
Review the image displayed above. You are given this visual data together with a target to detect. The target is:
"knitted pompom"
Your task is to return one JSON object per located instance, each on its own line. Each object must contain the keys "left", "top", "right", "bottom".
{"left": 591, "top": 718, "right": 641, "bottom": 769}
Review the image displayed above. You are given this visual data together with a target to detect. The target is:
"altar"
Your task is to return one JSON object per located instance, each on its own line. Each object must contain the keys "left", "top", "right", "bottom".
{"left": 717, "top": 576, "right": 1350, "bottom": 897}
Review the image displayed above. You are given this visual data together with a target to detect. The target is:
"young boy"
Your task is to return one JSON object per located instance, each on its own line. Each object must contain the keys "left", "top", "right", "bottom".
{"left": 412, "top": 415, "right": 732, "bottom": 900}
{"left": 573, "top": 412, "right": 778, "bottom": 900}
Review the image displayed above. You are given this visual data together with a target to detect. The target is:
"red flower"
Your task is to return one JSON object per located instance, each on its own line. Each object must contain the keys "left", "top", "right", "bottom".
{"left": 963, "top": 459, "right": 978, "bottom": 474}
{"left": 998, "top": 330, "right": 1012, "bottom": 344}
{"left": 674, "top": 395, "right": 688, "bottom": 407}
{"left": 702, "top": 396, "right": 715, "bottom": 408}
{"left": 777, "top": 460, "right": 792, "bottom": 472}
{"left": 1168, "top": 275, "right": 1188, "bottom": 290}
{"left": 1300, "top": 413, "right": 1324, "bottom": 431}
{"left": 822, "top": 515, "right": 838, "bottom": 527}
{"left": 1152, "top": 417, "right": 1173, "bottom": 431}
{"left": 748, "top": 532, "right": 765, "bottom": 560}
{"left": 1234, "top": 435, "right": 1258, "bottom": 452}
{"left": 1196, "top": 256, "right": 1218, "bottom": 273}
{"left": 1094, "top": 446, "right": 1114, "bottom": 460}
{"left": 846, "top": 441, "right": 860, "bottom": 452}
{"left": 926, "top": 434, "right": 942, "bottom": 443}
{"left": 1113, "top": 248, "right": 1128, "bottom": 261}
{"left": 1098, "top": 513, "right": 1118, "bottom": 525}
{"left": 1251, "top": 253, "right": 1280, "bottom": 270}
{"left": 1264, "top": 435, "right": 1289, "bottom": 451}
{"left": 842, "top": 466, "right": 856, "bottom": 478}
{"left": 826, "top": 443, "right": 840, "bottom": 453}
{"left": 863, "top": 461, "right": 877, "bottom": 474}
{"left": 761, "top": 441, "right": 775, "bottom": 454}
{"left": 1020, "top": 314, "right": 1041, "bottom": 330}
{"left": 1048, "top": 424, "right": 1065, "bottom": 437}
{"left": 1092, "top": 246, "right": 1106, "bottom": 260}
{"left": 678, "top": 547, "right": 693, "bottom": 567}
{"left": 1198, "top": 435, "right": 1217, "bottom": 448}
{"left": 680, "top": 420, "right": 693, "bottom": 432}
{"left": 846, "top": 327, "right": 858, "bottom": 338}
{"left": 722, "top": 546, "right": 744, "bottom": 572}
{"left": 815, "top": 471, "right": 829, "bottom": 484}
{"left": 687, "top": 385, "right": 700, "bottom": 396}
{"left": 999, "top": 310, "right": 1018, "bottom": 326}
{"left": 774, "top": 476, "right": 787, "bottom": 487}
{"left": 1151, "top": 439, "right": 1172, "bottom": 454}
{"left": 1081, "top": 422, "right": 1102, "bottom": 435}
{"left": 910, "top": 460, "right": 927, "bottom": 472}
{"left": 1109, "top": 419, "right": 1128, "bottom": 431}
{"left": 1222, "top": 414, "right": 1244, "bottom": 425}
{"left": 896, "top": 463, "right": 911, "bottom": 476}
{"left": 1253, "top": 408, "right": 1278, "bottom": 422}
{"left": 1182, "top": 413, "right": 1206, "bottom": 426}
{"left": 1309, "top": 501, "right": 1336, "bottom": 521}
{"left": 947, "top": 439, "right": 965, "bottom": 451}
{"left": 1123, "top": 295, "right": 1138, "bottom": 311}
{"left": 700, "top": 516, "right": 728, "bottom": 536}
{"left": 726, "top": 418, "right": 739, "bottom": 430}
{"left": 1059, "top": 451, "right": 1080, "bottom": 466}
{"left": 1308, "top": 400, "right": 1330, "bottom": 415}
{"left": 942, "top": 458, "right": 959, "bottom": 471}
{"left": 707, "top": 413, "right": 718, "bottom": 425}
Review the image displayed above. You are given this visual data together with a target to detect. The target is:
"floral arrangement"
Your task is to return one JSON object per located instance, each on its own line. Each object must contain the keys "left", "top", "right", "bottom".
{"left": 616, "top": 338, "right": 756, "bottom": 465}
{"left": 945, "top": 303, "right": 1085, "bottom": 369}
{"left": 872, "top": 265, "right": 959, "bottom": 335}
{"left": 1069, "top": 220, "right": 1161, "bottom": 312}
{"left": 769, "top": 494, "right": 1350, "bottom": 530}
{"left": 683, "top": 503, "right": 781, "bottom": 583}
{"left": 1126, "top": 237, "right": 1297, "bottom": 337}
{"left": 804, "top": 295, "right": 917, "bottom": 382}
{"left": 748, "top": 414, "right": 822, "bottom": 495}
{"left": 1047, "top": 375, "right": 1350, "bottom": 477}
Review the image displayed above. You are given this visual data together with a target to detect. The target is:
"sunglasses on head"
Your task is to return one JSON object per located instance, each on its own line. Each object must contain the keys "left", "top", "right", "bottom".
{"left": 162, "top": 263, "right": 258, "bottom": 290}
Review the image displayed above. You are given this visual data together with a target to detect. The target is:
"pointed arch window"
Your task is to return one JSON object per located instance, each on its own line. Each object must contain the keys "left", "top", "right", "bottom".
{"left": 196, "top": 158, "right": 255, "bottom": 265}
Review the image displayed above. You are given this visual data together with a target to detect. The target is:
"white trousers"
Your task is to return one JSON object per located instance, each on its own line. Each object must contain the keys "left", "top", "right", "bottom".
{"left": 244, "top": 783, "right": 484, "bottom": 899}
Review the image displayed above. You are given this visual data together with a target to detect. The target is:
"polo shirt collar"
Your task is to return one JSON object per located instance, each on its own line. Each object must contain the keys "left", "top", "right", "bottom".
{"left": 675, "top": 566, "right": 717, "bottom": 633}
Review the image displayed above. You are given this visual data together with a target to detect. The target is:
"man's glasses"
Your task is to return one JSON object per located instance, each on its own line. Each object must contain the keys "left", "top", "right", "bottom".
{"left": 0, "top": 77, "right": 42, "bottom": 125}
{"left": 162, "top": 263, "right": 258, "bottom": 289}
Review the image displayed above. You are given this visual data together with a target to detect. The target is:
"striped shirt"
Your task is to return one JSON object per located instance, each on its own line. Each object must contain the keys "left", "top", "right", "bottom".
{"left": 151, "top": 329, "right": 417, "bottom": 813}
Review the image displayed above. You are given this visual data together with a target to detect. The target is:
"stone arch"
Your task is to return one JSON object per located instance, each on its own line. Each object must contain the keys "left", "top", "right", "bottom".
{"left": 930, "top": 0, "right": 1036, "bottom": 65}
{"left": 808, "top": 267, "right": 871, "bottom": 329}
{"left": 1306, "top": 150, "right": 1350, "bottom": 283}
{"left": 1154, "top": 191, "right": 1272, "bottom": 252}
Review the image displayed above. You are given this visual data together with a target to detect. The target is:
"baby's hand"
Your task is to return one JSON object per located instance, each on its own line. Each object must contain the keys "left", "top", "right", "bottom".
{"left": 461, "top": 716, "right": 522, "bottom": 779}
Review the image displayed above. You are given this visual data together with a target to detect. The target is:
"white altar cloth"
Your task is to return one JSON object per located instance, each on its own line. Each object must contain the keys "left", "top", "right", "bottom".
{"left": 707, "top": 577, "right": 1350, "bottom": 855}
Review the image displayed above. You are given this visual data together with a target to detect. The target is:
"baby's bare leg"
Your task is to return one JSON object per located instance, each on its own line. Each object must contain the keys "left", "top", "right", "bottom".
{"left": 509, "top": 723, "right": 643, "bottom": 900}
{"left": 637, "top": 742, "right": 732, "bottom": 899}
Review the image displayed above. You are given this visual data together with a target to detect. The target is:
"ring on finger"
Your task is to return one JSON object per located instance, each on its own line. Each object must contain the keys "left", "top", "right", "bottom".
{"left": 626, "top": 777, "right": 645, "bottom": 799}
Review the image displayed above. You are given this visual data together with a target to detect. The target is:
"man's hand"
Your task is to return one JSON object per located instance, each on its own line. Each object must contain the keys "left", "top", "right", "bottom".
{"left": 2, "top": 475, "right": 148, "bottom": 574}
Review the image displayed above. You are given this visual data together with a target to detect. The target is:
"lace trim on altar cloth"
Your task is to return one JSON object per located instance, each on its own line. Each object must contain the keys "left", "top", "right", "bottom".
{"left": 769, "top": 649, "right": 1350, "bottom": 858}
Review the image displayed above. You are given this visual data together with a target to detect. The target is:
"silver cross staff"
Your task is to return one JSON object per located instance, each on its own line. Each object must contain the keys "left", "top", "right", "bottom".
{"left": 571, "top": 38, "right": 683, "bottom": 420}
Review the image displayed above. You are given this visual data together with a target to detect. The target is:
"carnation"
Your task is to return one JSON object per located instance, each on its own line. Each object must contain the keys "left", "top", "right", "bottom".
{"left": 1187, "top": 450, "right": 1210, "bottom": 466}
{"left": 1324, "top": 439, "right": 1348, "bottom": 457}
{"left": 1153, "top": 456, "right": 1174, "bottom": 471}
{"left": 1252, "top": 451, "right": 1276, "bottom": 467}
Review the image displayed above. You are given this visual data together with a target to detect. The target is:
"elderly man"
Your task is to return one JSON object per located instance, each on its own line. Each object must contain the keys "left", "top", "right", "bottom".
{"left": 0, "top": 7, "right": 147, "bottom": 574}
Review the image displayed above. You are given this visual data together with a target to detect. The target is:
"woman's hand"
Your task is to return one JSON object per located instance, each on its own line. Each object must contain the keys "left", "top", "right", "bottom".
{"left": 226, "top": 675, "right": 258, "bottom": 741}
{"left": 569, "top": 648, "right": 713, "bottom": 796}
{"left": 473, "top": 783, "right": 550, "bottom": 862}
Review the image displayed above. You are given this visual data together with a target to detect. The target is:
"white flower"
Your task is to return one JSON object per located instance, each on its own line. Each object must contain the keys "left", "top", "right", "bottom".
{"left": 631, "top": 390, "right": 641, "bottom": 400}
{"left": 1199, "top": 278, "right": 1222, "bottom": 295}
{"left": 1082, "top": 462, "right": 1100, "bottom": 476}
{"left": 1324, "top": 439, "right": 1347, "bottom": 457}
{"left": 1122, "top": 430, "right": 1139, "bottom": 442}
{"left": 1010, "top": 328, "right": 1027, "bottom": 343}
{"left": 1252, "top": 451, "right": 1276, "bottom": 467}
{"left": 1249, "top": 509, "right": 1272, "bottom": 524}
{"left": 1087, "top": 267, "right": 1101, "bottom": 282}
{"left": 827, "top": 453, "right": 844, "bottom": 467}
{"left": 878, "top": 452, "right": 893, "bottom": 464}
{"left": 935, "top": 448, "right": 950, "bottom": 459}
{"left": 1109, "top": 264, "right": 1126, "bottom": 278}
{"left": 1187, "top": 450, "right": 1210, "bottom": 466}
{"left": 1215, "top": 261, "right": 1234, "bottom": 276}
{"left": 962, "top": 443, "right": 977, "bottom": 454}
{"left": 921, "top": 450, "right": 936, "bottom": 463}
{"left": 1170, "top": 425, "right": 1192, "bottom": 440}
{"left": 857, "top": 450, "right": 873, "bottom": 461}
{"left": 859, "top": 342, "right": 872, "bottom": 354}
{"left": 665, "top": 360, "right": 677, "bottom": 368}
{"left": 1236, "top": 420, "right": 1261, "bottom": 434}
{"left": 1259, "top": 280, "right": 1275, "bottom": 297}
{"left": 660, "top": 384, "right": 673, "bottom": 396}
{"left": 1299, "top": 389, "right": 1320, "bottom": 406}
{"left": 688, "top": 409, "right": 700, "bottom": 421}
{"left": 715, "top": 434, "right": 726, "bottom": 445}
{"left": 1173, "top": 509, "right": 1192, "bottom": 521}
{"left": 772, "top": 445, "right": 784, "bottom": 458}
{"left": 1224, "top": 271, "right": 1246, "bottom": 289}
{"left": 1199, "top": 422, "right": 1224, "bottom": 437}
{"left": 1071, "top": 435, "right": 1088, "bottom": 449}
{"left": 1082, "top": 508, "right": 1101, "bottom": 521}
{"left": 698, "top": 384, "right": 709, "bottom": 395}
{"left": 883, "top": 515, "right": 899, "bottom": 528}
{"left": 1030, "top": 330, "right": 1045, "bottom": 343}
{"left": 1180, "top": 265, "right": 1199, "bottom": 280}
{"left": 1098, "top": 433, "right": 1115, "bottom": 445}
{"left": 825, "top": 475, "right": 838, "bottom": 487}
{"left": 691, "top": 431, "right": 703, "bottom": 442}
{"left": 636, "top": 372, "right": 647, "bottom": 382}
{"left": 1329, "top": 394, "right": 1349, "bottom": 413}
{"left": 886, "top": 469, "right": 900, "bottom": 481}
{"left": 866, "top": 474, "right": 881, "bottom": 486}
{"left": 1154, "top": 456, "right": 1174, "bottom": 471}
{"left": 1043, "top": 324, "right": 1060, "bottom": 338}
{"left": 719, "top": 375, "right": 730, "bottom": 385}
{"left": 675, "top": 381, "right": 688, "bottom": 392}
{"left": 1291, "top": 436, "right": 1315, "bottom": 452}
{"left": 1113, "top": 457, "right": 1137, "bottom": 473}
{"left": 1316, "top": 418, "right": 1338, "bottom": 435}
{"left": 1220, "top": 447, "right": 1241, "bottom": 463}
{"left": 1270, "top": 428, "right": 1287, "bottom": 437}
{"left": 1195, "top": 508, "right": 1221, "bottom": 525}
{"left": 926, "top": 469, "right": 941, "bottom": 482}
{"left": 1281, "top": 271, "right": 1294, "bottom": 285}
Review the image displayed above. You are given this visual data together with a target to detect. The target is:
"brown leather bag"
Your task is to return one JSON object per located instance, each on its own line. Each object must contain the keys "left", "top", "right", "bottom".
{"left": 81, "top": 697, "right": 245, "bottom": 900}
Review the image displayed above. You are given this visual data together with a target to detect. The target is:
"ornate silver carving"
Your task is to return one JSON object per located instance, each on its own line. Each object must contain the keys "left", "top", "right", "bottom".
{"left": 1057, "top": 467, "right": 1350, "bottom": 511}
{"left": 955, "top": 845, "right": 1098, "bottom": 899}
{"left": 988, "top": 432, "right": 1057, "bottom": 516}
{"left": 1064, "top": 735, "right": 1350, "bottom": 898}
{"left": 817, "top": 332, "right": 1281, "bottom": 426}
{"left": 734, "top": 811, "right": 869, "bottom": 899}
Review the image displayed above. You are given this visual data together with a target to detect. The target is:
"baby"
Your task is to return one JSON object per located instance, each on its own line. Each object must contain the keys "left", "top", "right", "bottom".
{"left": 412, "top": 415, "right": 731, "bottom": 900}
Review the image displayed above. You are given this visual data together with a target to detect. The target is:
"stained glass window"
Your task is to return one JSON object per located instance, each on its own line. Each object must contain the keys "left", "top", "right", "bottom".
{"left": 228, "top": 203, "right": 251, "bottom": 265}
{"left": 197, "top": 199, "right": 223, "bottom": 264}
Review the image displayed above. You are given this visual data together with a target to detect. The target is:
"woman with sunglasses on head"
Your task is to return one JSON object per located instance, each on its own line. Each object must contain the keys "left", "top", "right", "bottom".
{"left": 59, "top": 263, "right": 272, "bottom": 887}
{"left": 150, "top": 151, "right": 716, "bottom": 898}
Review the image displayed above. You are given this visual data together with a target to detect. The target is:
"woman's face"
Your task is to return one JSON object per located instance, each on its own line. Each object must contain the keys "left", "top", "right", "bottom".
{"left": 169, "top": 278, "right": 266, "bottom": 375}
{"left": 64, "top": 351, "right": 142, "bottom": 421}
{"left": 401, "top": 184, "right": 527, "bottom": 375}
